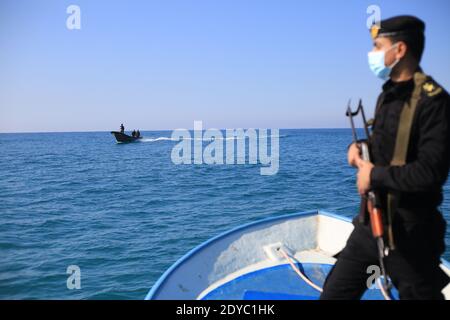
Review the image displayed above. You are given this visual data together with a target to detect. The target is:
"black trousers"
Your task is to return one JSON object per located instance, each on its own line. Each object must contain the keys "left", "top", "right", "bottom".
{"left": 320, "top": 211, "right": 449, "bottom": 300}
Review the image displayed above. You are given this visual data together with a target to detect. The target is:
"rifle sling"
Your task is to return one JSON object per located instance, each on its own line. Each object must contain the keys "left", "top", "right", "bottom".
{"left": 386, "top": 71, "right": 427, "bottom": 250}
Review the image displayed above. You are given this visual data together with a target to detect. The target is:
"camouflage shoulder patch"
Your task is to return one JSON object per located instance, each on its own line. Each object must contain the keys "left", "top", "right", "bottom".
{"left": 422, "top": 81, "right": 443, "bottom": 97}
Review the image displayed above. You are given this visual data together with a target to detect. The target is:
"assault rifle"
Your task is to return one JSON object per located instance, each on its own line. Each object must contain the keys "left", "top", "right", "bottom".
{"left": 346, "top": 99, "right": 393, "bottom": 299}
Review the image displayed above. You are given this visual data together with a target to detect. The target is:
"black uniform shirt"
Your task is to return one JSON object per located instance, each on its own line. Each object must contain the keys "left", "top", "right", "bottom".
{"left": 369, "top": 72, "right": 450, "bottom": 216}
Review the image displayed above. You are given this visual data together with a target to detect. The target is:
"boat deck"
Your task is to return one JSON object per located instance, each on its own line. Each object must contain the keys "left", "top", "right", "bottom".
{"left": 146, "top": 211, "right": 448, "bottom": 300}
{"left": 201, "top": 250, "right": 398, "bottom": 300}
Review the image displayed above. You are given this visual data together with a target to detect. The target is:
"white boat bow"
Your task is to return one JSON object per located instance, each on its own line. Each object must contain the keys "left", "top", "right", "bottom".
{"left": 146, "top": 210, "right": 450, "bottom": 300}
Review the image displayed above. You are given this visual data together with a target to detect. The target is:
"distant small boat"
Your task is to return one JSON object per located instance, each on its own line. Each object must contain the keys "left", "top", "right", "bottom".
{"left": 145, "top": 210, "right": 450, "bottom": 300}
{"left": 111, "top": 131, "right": 142, "bottom": 143}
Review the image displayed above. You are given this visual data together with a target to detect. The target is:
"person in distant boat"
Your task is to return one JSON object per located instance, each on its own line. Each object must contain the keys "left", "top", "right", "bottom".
{"left": 320, "top": 16, "right": 450, "bottom": 300}
{"left": 136, "top": 130, "right": 140, "bottom": 138}
{"left": 120, "top": 123, "right": 125, "bottom": 133}
{"left": 132, "top": 130, "right": 136, "bottom": 137}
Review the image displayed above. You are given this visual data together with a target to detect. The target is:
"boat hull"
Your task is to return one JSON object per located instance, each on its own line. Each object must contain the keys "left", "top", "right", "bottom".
{"left": 111, "top": 131, "right": 142, "bottom": 143}
{"left": 146, "top": 210, "right": 450, "bottom": 300}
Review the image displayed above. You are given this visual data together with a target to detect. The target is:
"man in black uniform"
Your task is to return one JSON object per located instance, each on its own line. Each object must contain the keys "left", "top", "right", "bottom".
{"left": 320, "top": 15, "right": 450, "bottom": 299}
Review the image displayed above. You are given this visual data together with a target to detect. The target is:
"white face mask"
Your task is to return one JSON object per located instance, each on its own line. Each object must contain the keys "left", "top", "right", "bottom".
{"left": 367, "top": 43, "right": 400, "bottom": 80}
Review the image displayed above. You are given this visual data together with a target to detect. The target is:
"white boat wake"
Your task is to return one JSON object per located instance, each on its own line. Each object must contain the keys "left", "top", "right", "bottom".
{"left": 139, "top": 135, "right": 287, "bottom": 143}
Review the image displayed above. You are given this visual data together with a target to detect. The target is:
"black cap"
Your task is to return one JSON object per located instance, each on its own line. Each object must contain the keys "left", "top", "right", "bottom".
{"left": 370, "top": 15, "right": 425, "bottom": 39}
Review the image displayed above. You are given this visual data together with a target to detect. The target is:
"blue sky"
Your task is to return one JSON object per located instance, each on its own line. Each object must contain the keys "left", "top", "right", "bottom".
{"left": 1, "top": 0, "right": 449, "bottom": 132}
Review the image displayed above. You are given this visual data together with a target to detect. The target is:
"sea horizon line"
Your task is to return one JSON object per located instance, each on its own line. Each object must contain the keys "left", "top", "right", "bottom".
{"left": 0, "top": 127, "right": 363, "bottom": 134}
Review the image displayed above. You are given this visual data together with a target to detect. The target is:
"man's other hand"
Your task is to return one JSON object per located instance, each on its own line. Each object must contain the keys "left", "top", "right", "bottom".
{"left": 348, "top": 142, "right": 362, "bottom": 167}
{"left": 356, "top": 159, "right": 374, "bottom": 195}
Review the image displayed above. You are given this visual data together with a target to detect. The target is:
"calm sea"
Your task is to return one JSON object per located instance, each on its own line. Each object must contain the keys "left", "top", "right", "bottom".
{"left": 1, "top": 129, "right": 449, "bottom": 299}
